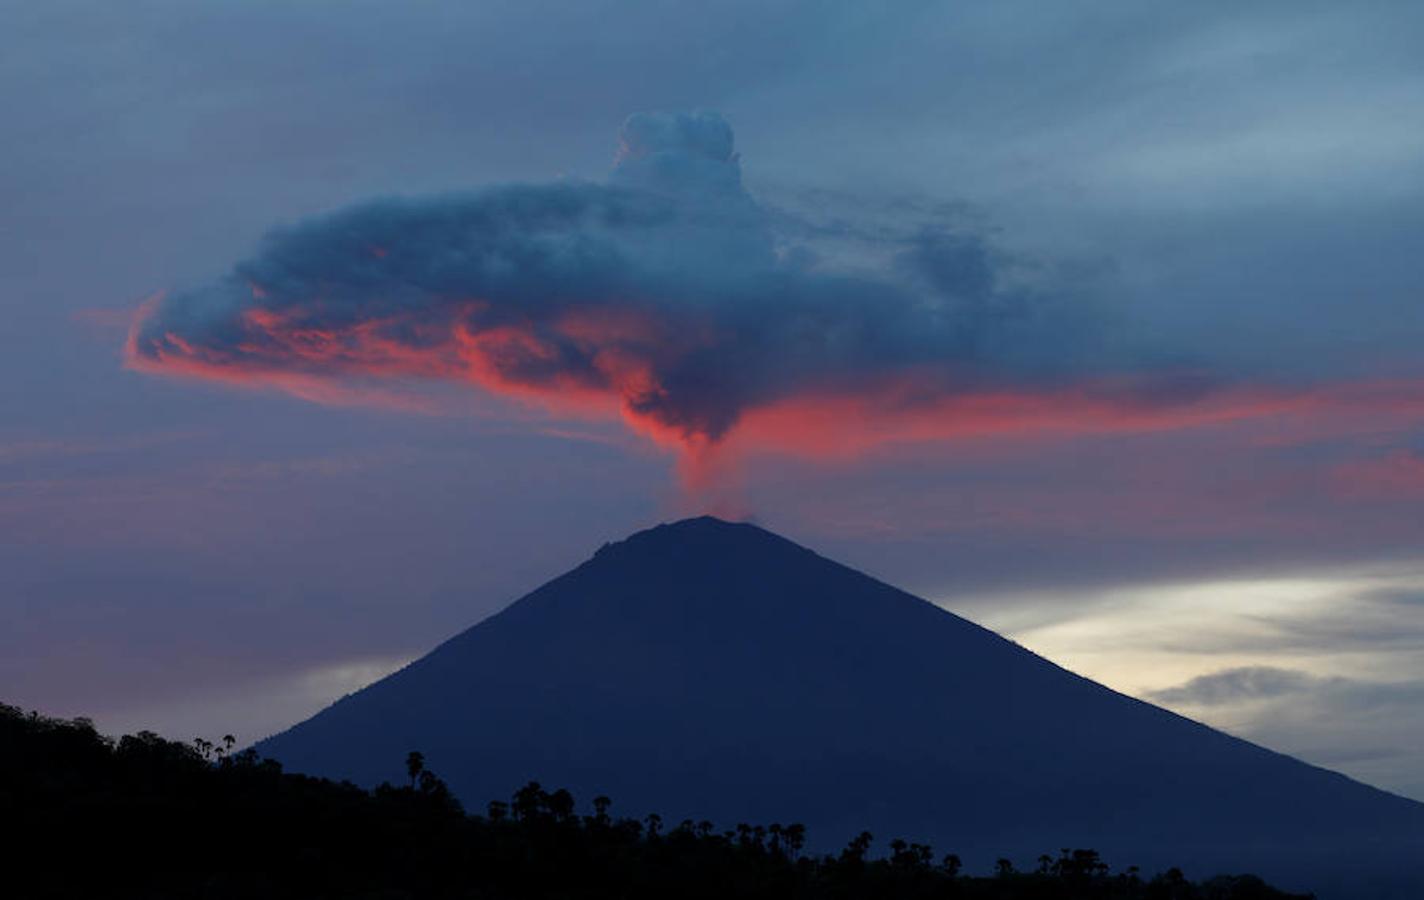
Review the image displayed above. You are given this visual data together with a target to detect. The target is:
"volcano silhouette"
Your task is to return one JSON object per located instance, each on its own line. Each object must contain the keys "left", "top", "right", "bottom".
{"left": 257, "top": 517, "right": 1424, "bottom": 896}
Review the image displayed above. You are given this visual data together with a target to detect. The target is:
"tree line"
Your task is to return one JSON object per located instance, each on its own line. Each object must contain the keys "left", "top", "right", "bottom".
{"left": 0, "top": 702, "right": 1312, "bottom": 899}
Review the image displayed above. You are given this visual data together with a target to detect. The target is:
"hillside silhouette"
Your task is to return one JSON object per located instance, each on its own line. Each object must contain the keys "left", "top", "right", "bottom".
{"left": 256, "top": 516, "right": 1424, "bottom": 898}
{"left": 2, "top": 703, "right": 1313, "bottom": 899}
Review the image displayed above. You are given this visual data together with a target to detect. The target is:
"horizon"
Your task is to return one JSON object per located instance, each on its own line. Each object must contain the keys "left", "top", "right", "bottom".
{"left": 4, "top": 0, "right": 1424, "bottom": 818}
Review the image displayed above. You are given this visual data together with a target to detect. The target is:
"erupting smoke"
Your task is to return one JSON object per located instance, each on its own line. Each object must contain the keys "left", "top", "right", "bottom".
{"left": 128, "top": 110, "right": 1315, "bottom": 480}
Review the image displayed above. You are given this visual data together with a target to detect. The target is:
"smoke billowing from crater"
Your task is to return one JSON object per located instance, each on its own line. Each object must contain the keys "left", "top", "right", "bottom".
{"left": 128, "top": 111, "right": 1351, "bottom": 480}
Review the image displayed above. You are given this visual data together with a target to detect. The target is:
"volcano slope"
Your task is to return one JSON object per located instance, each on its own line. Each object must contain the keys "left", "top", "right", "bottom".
{"left": 257, "top": 517, "right": 1424, "bottom": 898}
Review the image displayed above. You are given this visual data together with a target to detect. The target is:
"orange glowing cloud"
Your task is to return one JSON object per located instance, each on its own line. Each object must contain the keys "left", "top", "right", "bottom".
{"left": 121, "top": 111, "right": 1424, "bottom": 492}
{"left": 127, "top": 288, "right": 1424, "bottom": 491}
{"left": 728, "top": 376, "right": 1424, "bottom": 462}
{"left": 125, "top": 292, "right": 709, "bottom": 439}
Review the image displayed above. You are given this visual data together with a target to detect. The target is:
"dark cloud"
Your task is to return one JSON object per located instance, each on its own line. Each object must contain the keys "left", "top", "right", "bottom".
{"left": 1147, "top": 666, "right": 1327, "bottom": 706}
{"left": 1149, "top": 666, "right": 1424, "bottom": 719}
{"left": 126, "top": 111, "right": 1127, "bottom": 454}
{"left": 1146, "top": 664, "right": 1424, "bottom": 795}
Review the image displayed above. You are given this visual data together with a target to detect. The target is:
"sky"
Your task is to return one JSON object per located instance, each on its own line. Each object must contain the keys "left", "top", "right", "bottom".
{"left": 3, "top": 1, "right": 1424, "bottom": 800}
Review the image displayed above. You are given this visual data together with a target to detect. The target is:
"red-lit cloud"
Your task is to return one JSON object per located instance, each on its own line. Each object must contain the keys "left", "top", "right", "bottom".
{"left": 731, "top": 377, "right": 1424, "bottom": 458}
{"left": 124, "top": 111, "right": 1424, "bottom": 489}
{"left": 128, "top": 280, "right": 1424, "bottom": 491}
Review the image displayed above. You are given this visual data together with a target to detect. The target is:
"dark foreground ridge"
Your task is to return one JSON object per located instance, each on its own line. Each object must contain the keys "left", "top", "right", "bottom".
{"left": 256, "top": 516, "right": 1424, "bottom": 899}
{"left": 2, "top": 704, "right": 1312, "bottom": 899}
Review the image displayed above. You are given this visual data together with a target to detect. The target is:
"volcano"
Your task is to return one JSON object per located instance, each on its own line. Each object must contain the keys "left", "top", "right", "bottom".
{"left": 257, "top": 517, "right": 1424, "bottom": 897}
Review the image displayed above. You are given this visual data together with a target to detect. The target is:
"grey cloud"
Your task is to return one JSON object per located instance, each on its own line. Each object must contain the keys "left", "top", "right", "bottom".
{"left": 1148, "top": 666, "right": 1424, "bottom": 718}
{"left": 1147, "top": 666, "right": 1331, "bottom": 706}
{"left": 1147, "top": 665, "right": 1424, "bottom": 798}
{"left": 130, "top": 111, "right": 1113, "bottom": 444}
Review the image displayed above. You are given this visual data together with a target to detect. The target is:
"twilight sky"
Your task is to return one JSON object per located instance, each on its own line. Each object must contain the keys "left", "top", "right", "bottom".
{"left": 4, "top": 1, "right": 1424, "bottom": 800}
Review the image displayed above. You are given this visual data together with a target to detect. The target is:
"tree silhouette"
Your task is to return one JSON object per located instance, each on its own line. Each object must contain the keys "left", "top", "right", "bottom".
{"left": 784, "top": 822, "right": 806, "bottom": 858}
{"left": 591, "top": 795, "right": 612, "bottom": 826}
{"left": 1, "top": 703, "right": 1320, "bottom": 900}
{"left": 548, "top": 787, "right": 575, "bottom": 822}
